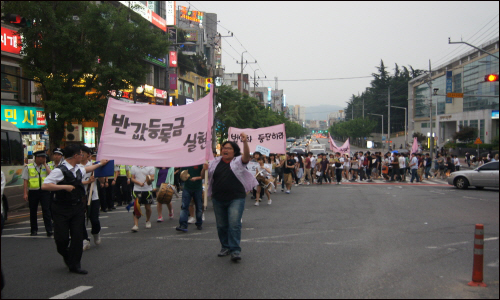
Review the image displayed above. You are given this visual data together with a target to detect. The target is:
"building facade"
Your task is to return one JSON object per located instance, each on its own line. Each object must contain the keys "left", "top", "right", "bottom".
{"left": 408, "top": 37, "right": 499, "bottom": 145}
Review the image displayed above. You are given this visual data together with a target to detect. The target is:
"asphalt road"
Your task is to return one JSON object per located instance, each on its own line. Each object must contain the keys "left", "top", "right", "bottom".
{"left": 1, "top": 181, "right": 498, "bottom": 299}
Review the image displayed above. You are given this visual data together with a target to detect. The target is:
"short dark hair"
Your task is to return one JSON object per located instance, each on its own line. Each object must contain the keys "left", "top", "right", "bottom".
{"left": 81, "top": 145, "right": 91, "bottom": 154}
{"left": 253, "top": 151, "right": 261, "bottom": 157}
{"left": 64, "top": 144, "right": 81, "bottom": 158}
{"left": 221, "top": 141, "right": 241, "bottom": 157}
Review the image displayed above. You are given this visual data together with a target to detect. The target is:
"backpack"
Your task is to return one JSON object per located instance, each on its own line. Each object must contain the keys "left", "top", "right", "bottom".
{"left": 363, "top": 158, "right": 369, "bottom": 167}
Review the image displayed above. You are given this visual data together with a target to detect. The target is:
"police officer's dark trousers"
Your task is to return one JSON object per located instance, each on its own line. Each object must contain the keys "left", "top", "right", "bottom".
{"left": 28, "top": 190, "right": 52, "bottom": 233}
{"left": 52, "top": 201, "right": 85, "bottom": 270}
{"left": 114, "top": 177, "right": 130, "bottom": 206}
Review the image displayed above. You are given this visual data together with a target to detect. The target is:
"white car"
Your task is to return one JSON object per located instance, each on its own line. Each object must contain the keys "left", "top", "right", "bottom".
{"left": 447, "top": 161, "right": 499, "bottom": 189}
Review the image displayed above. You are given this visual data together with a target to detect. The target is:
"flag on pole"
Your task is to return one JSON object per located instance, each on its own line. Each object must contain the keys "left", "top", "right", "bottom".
{"left": 411, "top": 137, "right": 418, "bottom": 154}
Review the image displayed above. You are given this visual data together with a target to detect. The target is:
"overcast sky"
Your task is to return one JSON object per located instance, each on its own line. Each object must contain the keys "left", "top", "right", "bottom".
{"left": 177, "top": 1, "right": 499, "bottom": 116}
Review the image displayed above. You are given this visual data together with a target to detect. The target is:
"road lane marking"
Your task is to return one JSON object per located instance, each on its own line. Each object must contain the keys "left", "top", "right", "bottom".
{"left": 49, "top": 286, "right": 93, "bottom": 299}
{"left": 426, "top": 237, "right": 498, "bottom": 249}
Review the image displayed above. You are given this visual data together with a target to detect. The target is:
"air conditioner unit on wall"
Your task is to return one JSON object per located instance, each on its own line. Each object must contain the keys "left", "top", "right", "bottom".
{"left": 65, "top": 124, "right": 82, "bottom": 142}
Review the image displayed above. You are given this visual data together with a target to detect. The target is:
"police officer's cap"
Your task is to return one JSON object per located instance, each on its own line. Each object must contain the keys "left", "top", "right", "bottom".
{"left": 33, "top": 150, "right": 47, "bottom": 157}
{"left": 53, "top": 148, "right": 64, "bottom": 155}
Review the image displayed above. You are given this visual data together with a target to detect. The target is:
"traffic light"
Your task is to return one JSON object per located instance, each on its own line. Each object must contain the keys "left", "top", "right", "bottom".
{"left": 206, "top": 78, "right": 212, "bottom": 92}
{"left": 484, "top": 74, "right": 499, "bottom": 82}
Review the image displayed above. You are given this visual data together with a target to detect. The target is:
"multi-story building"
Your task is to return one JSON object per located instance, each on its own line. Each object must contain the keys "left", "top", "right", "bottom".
{"left": 222, "top": 73, "right": 249, "bottom": 95}
{"left": 408, "top": 37, "right": 499, "bottom": 145}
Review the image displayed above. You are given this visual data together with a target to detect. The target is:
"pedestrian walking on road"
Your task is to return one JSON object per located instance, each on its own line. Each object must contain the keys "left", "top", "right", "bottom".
{"left": 204, "top": 134, "right": 258, "bottom": 262}
{"left": 42, "top": 144, "right": 109, "bottom": 275}
{"left": 409, "top": 153, "right": 420, "bottom": 183}
{"left": 154, "top": 167, "right": 175, "bottom": 222}
{"left": 176, "top": 164, "right": 204, "bottom": 232}
{"left": 130, "top": 165, "right": 155, "bottom": 232}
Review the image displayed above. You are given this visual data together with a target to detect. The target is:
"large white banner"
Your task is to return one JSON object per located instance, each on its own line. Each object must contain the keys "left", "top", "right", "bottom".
{"left": 228, "top": 124, "right": 287, "bottom": 154}
{"left": 97, "top": 91, "right": 214, "bottom": 167}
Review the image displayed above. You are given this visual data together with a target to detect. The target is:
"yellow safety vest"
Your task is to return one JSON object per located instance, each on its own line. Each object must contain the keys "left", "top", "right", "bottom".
{"left": 27, "top": 163, "right": 48, "bottom": 190}
{"left": 119, "top": 165, "right": 127, "bottom": 176}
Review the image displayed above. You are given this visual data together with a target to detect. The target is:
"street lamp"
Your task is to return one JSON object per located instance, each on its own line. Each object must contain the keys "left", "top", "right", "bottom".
{"left": 386, "top": 105, "right": 407, "bottom": 149}
{"left": 368, "top": 113, "right": 384, "bottom": 151}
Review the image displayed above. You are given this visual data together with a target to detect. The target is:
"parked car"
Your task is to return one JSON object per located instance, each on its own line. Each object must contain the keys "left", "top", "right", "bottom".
{"left": 447, "top": 161, "right": 499, "bottom": 189}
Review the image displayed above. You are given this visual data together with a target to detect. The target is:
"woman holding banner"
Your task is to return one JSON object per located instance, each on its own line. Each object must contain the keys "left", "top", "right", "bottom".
{"left": 203, "top": 133, "right": 257, "bottom": 262}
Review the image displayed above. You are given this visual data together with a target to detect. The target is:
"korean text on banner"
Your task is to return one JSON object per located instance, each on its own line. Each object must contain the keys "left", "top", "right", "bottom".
{"left": 228, "top": 124, "right": 286, "bottom": 154}
{"left": 330, "top": 136, "right": 350, "bottom": 155}
{"left": 97, "top": 90, "right": 214, "bottom": 167}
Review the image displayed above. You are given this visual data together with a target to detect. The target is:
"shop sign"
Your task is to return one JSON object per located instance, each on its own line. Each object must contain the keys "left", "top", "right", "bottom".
{"left": 1, "top": 27, "right": 21, "bottom": 55}
{"left": 166, "top": 1, "right": 176, "bottom": 26}
{"left": 169, "top": 73, "right": 178, "bottom": 90}
{"left": 144, "top": 84, "right": 155, "bottom": 96}
{"left": 154, "top": 88, "right": 167, "bottom": 99}
{"left": 1, "top": 105, "right": 46, "bottom": 129}
{"left": 446, "top": 71, "right": 453, "bottom": 104}
{"left": 184, "top": 29, "right": 198, "bottom": 42}
{"left": 84, "top": 127, "right": 96, "bottom": 148}
{"left": 145, "top": 54, "right": 166, "bottom": 67}
{"left": 179, "top": 6, "right": 203, "bottom": 23}
{"left": 118, "top": 1, "right": 166, "bottom": 32}
{"left": 492, "top": 110, "right": 499, "bottom": 119}
{"left": 169, "top": 51, "right": 177, "bottom": 67}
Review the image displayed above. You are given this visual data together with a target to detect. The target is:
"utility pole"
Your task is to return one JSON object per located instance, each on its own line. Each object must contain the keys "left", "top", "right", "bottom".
{"left": 388, "top": 86, "right": 391, "bottom": 150}
{"left": 428, "top": 60, "right": 434, "bottom": 165}
{"left": 236, "top": 51, "right": 257, "bottom": 94}
{"left": 362, "top": 98, "right": 365, "bottom": 119}
{"left": 253, "top": 69, "right": 259, "bottom": 98}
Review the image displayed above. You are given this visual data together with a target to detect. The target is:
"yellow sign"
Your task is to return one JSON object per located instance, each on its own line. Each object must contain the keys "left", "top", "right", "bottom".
{"left": 474, "top": 137, "right": 483, "bottom": 145}
{"left": 447, "top": 93, "right": 463, "bottom": 98}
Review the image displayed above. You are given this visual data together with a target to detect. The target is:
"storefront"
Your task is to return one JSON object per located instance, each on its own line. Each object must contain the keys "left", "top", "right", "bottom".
{"left": 1, "top": 105, "right": 47, "bottom": 157}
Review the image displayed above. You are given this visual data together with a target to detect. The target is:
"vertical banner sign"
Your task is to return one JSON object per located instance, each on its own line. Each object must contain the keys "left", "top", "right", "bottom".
{"left": 228, "top": 124, "right": 286, "bottom": 154}
{"left": 169, "top": 73, "right": 177, "bottom": 90}
{"left": 446, "top": 71, "right": 453, "bottom": 104}
{"left": 97, "top": 90, "right": 214, "bottom": 167}
{"left": 169, "top": 51, "right": 177, "bottom": 67}
{"left": 166, "top": 1, "right": 176, "bottom": 26}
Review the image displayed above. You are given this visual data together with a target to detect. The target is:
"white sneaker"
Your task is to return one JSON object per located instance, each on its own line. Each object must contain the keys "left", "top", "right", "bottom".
{"left": 254, "top": 201, "right": 259, "bottom": 206}
{"left": 145, "top": 221, "right": 152, "bottom": 229}
{"left": 286, "top": 190, "right": 290, "bottom": 194}
{"left": 188, "top": 217, "right": 196, "bottom": 224}
{"left": 93, "top": 233, "right": 101, "bottom": 245}
{"left": 268, "top": 199, "right": 272, "bottom": 205}
{"left": 307, "top": 182, "right": 310, "bottom": 185}
{"left": 83, "top": 239, "right": 91, "bottom": 251}
{"left": 131, "top": 225, "right": 139, "bottom": 232}
{"left": 294, "top": 184, "right": 298, "bottom": 187}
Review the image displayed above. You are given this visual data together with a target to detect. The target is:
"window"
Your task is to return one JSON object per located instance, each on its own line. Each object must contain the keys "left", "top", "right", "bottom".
{"left": 231, "top": 81, "right": 237, "bottom": 86}
{"left": 453, "top": 73, "right": 462, "bottom": 93}
{"left": 480, "top": 119, "right": 485, "bottom": 142}
{"left": 479, "top": 162, "right": 499, "bottom": 171}
{"left": 1, "top": 64, "right": 21, "bottom": 101}
{"left": 1, "top": 130, "right": 23, "bottom": 166}
{"left": 421, "top": 123, "right": 428, "bottom": 128}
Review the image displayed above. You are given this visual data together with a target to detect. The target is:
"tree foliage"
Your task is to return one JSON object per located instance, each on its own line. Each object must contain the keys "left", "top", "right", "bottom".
{"left": 345, "top": 60, "right": 425, "bottom": 135}
{"left": 452, "top": 125, "right": 477, "bottom": 143}
{"left": 328, "top": 118, "right": 377, "bottom": 141}
{"left": 2, "top": 1, "right": 169, "bottom": 149}
{"left": 215, "top": 86, "right": 306, "bottom": 145}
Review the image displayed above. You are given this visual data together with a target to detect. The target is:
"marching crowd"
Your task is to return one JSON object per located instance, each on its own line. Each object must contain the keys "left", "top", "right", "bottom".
{"left": 3, "top": 136, "right": 498, "bottom": 277}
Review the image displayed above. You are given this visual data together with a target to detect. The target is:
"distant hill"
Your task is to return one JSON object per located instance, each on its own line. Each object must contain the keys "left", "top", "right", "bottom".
{"left": 304, "top": 104, "right": 345, "bottom": 121}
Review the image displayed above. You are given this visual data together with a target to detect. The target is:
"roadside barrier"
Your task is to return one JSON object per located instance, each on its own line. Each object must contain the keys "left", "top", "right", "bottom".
{"left": 468, "top": 224, "right": 487, "bottom": 287}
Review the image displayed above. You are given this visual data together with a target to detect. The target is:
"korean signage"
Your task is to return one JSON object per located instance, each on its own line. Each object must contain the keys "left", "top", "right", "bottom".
{"left": 228, "top": 124, "right": 287, "bottom": 154}
{"left": 1, "top": 105, "right": 46, "bottom": 129}
{"left": 1, "top": 27, "right": 21, "bottom": 55}
{"left": 169, "top": 74, "right": 178, "bottom": 90}
{"left": 118, "top": 1, "right": 166, "bottom": 32}
{"left": 446, "top": 71, "right": 453, "bottom": 104}
{"left": 84, "top": 127, "right": 96, "bottom": 148}
{"left": 169, "top": 51, "right": 177, "bottom": 67}
{"left": 154, "top": 88, "right": 167, "bottom": 99}
{"left": 179, "top": 6, "right": 203, "bottom": 23}
{"left": 166, "top": 1, "right": 176, "bottom": 26}
{"left": 184, "top": 29, "right": 198, "bottom": 42}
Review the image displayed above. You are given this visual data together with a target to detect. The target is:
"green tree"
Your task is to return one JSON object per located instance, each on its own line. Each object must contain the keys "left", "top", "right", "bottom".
{"left": 2, "top": 1, "right": 169, "bottom": 150}
{"left": 452, "top": 125, "right": 477, "bottom": 143}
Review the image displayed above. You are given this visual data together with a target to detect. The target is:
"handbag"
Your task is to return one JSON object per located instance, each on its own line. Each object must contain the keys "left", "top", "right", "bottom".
{"left": 316, "top": 171, "right": 322, "bottom": 177}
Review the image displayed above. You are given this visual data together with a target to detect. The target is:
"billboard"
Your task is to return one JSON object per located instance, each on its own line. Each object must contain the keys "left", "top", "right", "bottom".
{"left": 2, "top": 105, "right": 46, "bottom": 129}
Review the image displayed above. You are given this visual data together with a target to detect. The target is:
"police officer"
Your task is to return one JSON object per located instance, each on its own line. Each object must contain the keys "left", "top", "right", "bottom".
{"left": 113, "top": 164, "right": 131, "bottom": 206}
{"left": 22, "top": 150, "right": 53, "bottom": 236}
{"left": 42, "top": 144, "right": 109, "bottom": 275}
{"left": 47, "top": 148, "right": 64, "bottom": 170}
